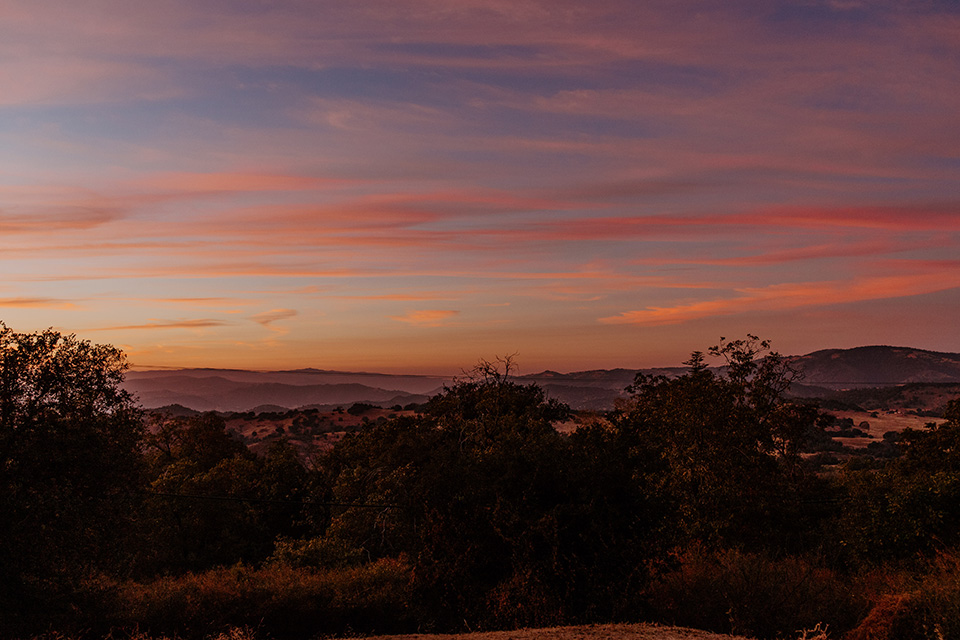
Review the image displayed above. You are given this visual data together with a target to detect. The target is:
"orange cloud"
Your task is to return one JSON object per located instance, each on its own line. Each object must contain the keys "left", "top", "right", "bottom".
{"left": 337, "top": 293, "right": 460, "bottom": 301}
{"left": 90, "top": 319, "right": 229, "bottom": 331}
{"left": 600, "top": 271, "right": 960, "bottom": 327}
{"left": 249, "top": 308, "right": 298, "bottom": 336}
{"left": 390, "top": 309, "right": 460, "bottom": 327}
{"left": 249, "top": 309, "right": 298, "bottom": 326}
{"left": 155, "top": 297, "right": 255, "bottom": 307}
{"left": 0, "top": 205, "right": 120, "bottom": 234}
{"left": 0, "top": 297, "right": 77, "bottom": 309}
{"left": 734, "top": 205, "right": 960, "bottom": 232}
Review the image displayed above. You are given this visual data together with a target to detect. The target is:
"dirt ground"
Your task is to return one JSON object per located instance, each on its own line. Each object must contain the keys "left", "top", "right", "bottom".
{"left": 349, "top": 623, "right": 754, "bottom": 640}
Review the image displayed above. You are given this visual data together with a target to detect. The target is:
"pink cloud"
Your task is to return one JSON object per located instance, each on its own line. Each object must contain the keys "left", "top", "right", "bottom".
{"left": 0, "top": 56, "right": 178, "bottom": 106}
{"left": 681, "top": 238, "right": 950, "bottom": 267}
{"left": 497, "top": 203, "right": 960, "bottom": 246}
{"left": 734, "top": 205, "right": 960, "bottom": 232}
{"left": 133, "top": 172, "right": 348, "bottom": 194}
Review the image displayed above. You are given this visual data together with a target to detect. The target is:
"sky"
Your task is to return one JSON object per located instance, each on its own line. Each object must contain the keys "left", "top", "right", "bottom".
{"left": 2, "top": 0, "right": 959, "bottom": 374}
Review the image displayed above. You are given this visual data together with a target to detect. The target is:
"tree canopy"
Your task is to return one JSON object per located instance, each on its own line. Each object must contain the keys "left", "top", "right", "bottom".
{"left": 610, "top": 335, "right": 819, "bottom": 548}
{"left": 0, "top": 323, "right": 144, "bottom": 622}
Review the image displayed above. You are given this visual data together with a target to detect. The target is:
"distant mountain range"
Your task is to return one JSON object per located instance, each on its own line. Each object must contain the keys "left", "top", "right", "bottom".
{"left": 124, "top": 368, "right": 447, "bottom": 413}
{"left": 125, "top": 346, "right": 960, "bottom": 413}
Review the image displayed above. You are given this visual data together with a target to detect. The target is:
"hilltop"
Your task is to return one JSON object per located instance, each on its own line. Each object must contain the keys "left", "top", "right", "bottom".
{"left": 785, "top": 345, "right": 960, "bottom": 388}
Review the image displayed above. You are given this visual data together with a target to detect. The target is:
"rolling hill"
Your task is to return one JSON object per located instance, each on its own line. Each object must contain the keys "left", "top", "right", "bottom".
{"left": 784, "top": 346, "right": 960, "bottom": 388}
{"left": 124, "top": 346, "right": 960, "bottom": 413}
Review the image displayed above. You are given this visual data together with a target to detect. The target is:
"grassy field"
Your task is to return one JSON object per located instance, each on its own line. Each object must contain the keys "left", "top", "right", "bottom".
{"left": 830, "top": 408, "right": 932, "bottom": 448}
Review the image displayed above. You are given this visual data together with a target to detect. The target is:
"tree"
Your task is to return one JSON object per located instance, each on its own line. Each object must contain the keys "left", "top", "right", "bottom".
{"left": 0, "top": 323, "right": 144, "bottom": 626}
{"left": 835, "top": 396, "right": 960, "bottom": 562}
{"left": 612, "top": 336, "right": 818, "bottom": 549}
{"left": 319, "top": 358, "right": 595, "bottom": 628}
{"left": 140, "top": 414, "right": 312, "bottom": 572}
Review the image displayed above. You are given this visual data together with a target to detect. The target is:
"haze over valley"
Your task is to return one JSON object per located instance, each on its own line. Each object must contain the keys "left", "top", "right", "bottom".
{"left": 126, "top": 345, "right": 960, "bottom": 413}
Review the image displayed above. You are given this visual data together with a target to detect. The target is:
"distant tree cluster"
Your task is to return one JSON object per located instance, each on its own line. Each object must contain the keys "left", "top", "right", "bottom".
{"left": 7, "top": 323, "right": 960, "bottom": 639}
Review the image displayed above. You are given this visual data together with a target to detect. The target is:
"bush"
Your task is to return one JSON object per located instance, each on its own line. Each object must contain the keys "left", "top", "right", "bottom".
{"left": 646, "top": 547, "right": 868, "bottom": 639}
{"left": 347, "top": 402, "right": 377, "bottom": 416}
{"left": 114, "top": 560, "right": 414, "bottom": 639}
{"left": 269, "top": 536, "right": 366, "bottom": 569}
{"left": 847, "top": 553, "right": 960, "bottom": 640}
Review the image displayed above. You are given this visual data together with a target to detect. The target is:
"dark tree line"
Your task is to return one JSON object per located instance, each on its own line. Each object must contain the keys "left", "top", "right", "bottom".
{"left": 5, "top": 323, "right": 960, "bottom": 638}
{"left": 0, "top": 323, "right": 143, "bottom": 622}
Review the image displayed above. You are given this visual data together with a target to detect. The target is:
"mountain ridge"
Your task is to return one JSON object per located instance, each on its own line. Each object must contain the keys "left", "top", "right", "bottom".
{"left": 125, "top": 345, "right": 960, "bottom": 413}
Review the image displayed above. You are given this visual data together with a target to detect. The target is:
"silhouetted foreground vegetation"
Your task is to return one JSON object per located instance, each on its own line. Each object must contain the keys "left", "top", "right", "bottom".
{"left": 6, "top": 323, "right": 960, "bottom": 639}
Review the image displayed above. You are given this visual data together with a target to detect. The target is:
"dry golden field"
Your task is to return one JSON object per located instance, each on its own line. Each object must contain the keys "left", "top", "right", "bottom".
{"left": 829, "top": 409, "right": 934, "bottom": 448}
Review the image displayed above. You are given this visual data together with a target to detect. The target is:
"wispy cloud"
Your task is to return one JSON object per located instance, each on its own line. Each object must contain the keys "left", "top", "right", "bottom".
{"left": 336, "top": 293, "right": 460, "bottom": 301}
{"left": 249, "top": 309, "right": 298, "bottom": 326}
{"left": 0, "top": 297, "right": 77, "bottom": 309}
{"left": 3, "top": 1, "right": 960, "bottom": 368}
{"left": 249, "top": 308, "right": 298, "bottom": 336}
{"left": 90, "top": 319, "right": 230, "bottom": 331}
{"left": 0, "top": 205, "right": 121, "bottom": 234}
{"left": 0, "top": 56, "right": 178, "bottom": 106}
{"left": 133, "top": 172, "right": 348, "bottom": 194}
{"left": 155, "top": 297, "right": 255, "bottom": 307}
{"left": 600, "top": 270, "right": 960, "bottom": 327}
{"left": 390, "top": 309, "right": 460, "bottom": 327}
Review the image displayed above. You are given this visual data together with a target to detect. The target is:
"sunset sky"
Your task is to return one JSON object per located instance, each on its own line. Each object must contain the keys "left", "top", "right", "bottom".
{"left": 2, "top": 1, "right": 959, "bottom": 373}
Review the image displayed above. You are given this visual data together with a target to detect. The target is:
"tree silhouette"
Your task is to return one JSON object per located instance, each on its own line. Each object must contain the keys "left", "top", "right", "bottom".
{"left": 0, "top": 322, "right": 144, "bottom": 628}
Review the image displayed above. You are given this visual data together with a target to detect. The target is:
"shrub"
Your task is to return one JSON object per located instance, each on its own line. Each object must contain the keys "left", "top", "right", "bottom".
{"left": 347, "top": 402, "right": 377, "bottom": 416}
{"left": 847, "top": 553, "right": 960, "bottom": 640}
{"left": 646, "top": 547, "right": 868, "bottom": 639}
{"left": 114, "top": 560, "right": 413, "bottom": 639}
{"left": 269, "top": 536, "right": 366, "bottom": 569}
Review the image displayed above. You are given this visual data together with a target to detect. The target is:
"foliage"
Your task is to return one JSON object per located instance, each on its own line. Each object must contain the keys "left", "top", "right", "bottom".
{"left": 834, "top": 398, "right": 960, "bottom": 564}
{"left": 647, "top": 547, "right": 868, "bottom": 639}
{"left": 0, "top": 323, "right": 144, "bottom": 632}
{"left": 846, "top": 552, "right": 960, "bottom": 640}
{"left": 611, "top": 335, "right": 820, "bottom": 548}
{"left": 317, "top": 356, "right": 665, "bottom": 628}
{"left": 137, "top": 417, "right": 313, "bottom": 573}
{"left": 347, "top": 402, "right": 378, "bottom": 415}
{"left": 74, "top": 560, "right": 412, "bottom": 640}
{"left": 14, "top": 326, "right": 960, "bottom": 639}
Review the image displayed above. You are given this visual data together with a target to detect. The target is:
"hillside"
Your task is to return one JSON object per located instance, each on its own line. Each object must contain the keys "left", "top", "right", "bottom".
{"left": 124, "top": 369, "right": 439, "bottom": 412}
{"left": 125, "top": 346, "right": 960, "bottom": 412}
{"left": 785, "top": 346, "right": 960, "bottom": 388}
